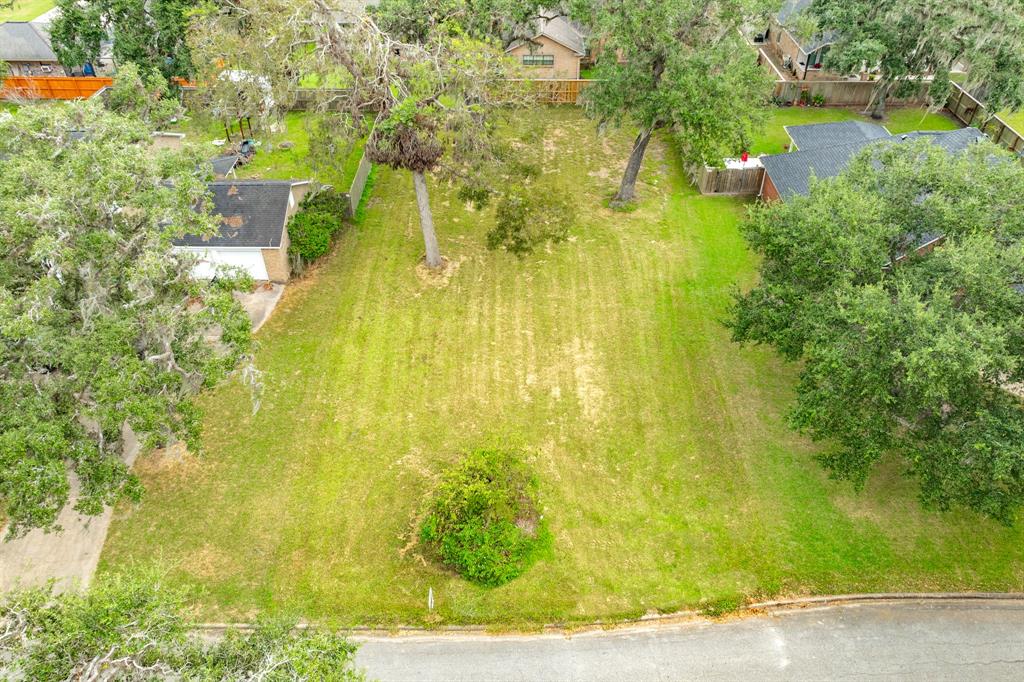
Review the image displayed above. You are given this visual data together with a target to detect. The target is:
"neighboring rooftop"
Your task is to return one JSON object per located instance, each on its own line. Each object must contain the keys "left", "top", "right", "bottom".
{"left": 0, "top": 21, "right": 56, "bottom": 62}
{"left": 174, "top": 180, "right": 298, "bottom": 249}
{"left": 762, "top": 127, "right": 987, "bottom": 199}
{"left": 786, "top": 120, "right": 890, "bottom": 151}
{"left": 507, "top": 12, "right": 587, "bottom": 56}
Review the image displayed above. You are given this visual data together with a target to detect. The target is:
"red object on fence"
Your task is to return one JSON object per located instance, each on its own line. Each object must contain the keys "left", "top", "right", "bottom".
{"left": 741, "top": 151, "right": 749, "bottom": 162}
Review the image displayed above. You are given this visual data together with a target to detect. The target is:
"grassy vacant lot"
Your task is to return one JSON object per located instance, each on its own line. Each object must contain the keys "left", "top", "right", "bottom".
{"left": 177, "top": 111, "right": 367, "bottom": 189}
{"left": 101, "top": 107, "right": 1024, "bottom": 626}
{"left": 749, "top": 106, "right": 961, "bottom": 156}
{"left": 0, "top": 0, "right": 53, "bottom": 21}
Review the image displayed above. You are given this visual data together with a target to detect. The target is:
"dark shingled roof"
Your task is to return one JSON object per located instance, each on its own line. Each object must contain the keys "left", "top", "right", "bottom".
{"left": 174, "top": 181, "right": 295, "bottom": 249}
{"left": 786, "top": 121, "right": 890, "bottom": 151}
{"left": 890, "top": 128, "right": 988, "bottom": 154}
{"left": 762, "top": 127, "right": 987, "bottom": 199}
{"left": 762, "top": 139, "right": 874, "bottom": 199}
{"left": 209, "top": 154, "right": 240, "bottom": 178}
{"left": 0, "top": 22, "right": 57, "bottom": 62}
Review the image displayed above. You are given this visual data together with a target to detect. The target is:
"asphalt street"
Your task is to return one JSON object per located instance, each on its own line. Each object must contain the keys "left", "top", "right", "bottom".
{"left": 354, "top": 599, "right": 1024, "bottom": 681}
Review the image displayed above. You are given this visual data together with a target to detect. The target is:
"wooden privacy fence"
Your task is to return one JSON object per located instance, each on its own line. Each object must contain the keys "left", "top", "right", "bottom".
{"left": 507, "top": 79, "right": 596, "bottom": 105}
{"left": 1, "top": 76, "right": 113, "bottom": 101}
{"left": 772, "top": 79, "right": 929, "bottom": 108}
{"left": 692, "top": 165, "right": 764, "bottom": 196}
{"left": 946, "top": 82, "right": 1024, "bottom": 154}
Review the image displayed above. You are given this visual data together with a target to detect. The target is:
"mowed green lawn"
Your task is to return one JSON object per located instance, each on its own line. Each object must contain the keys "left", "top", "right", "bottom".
{"left": 999, "top": 111, "right": 1024, "bottom": 136}
{"left": 0, "top": 0, "right": 53, "bottom": 21}
{"left": 101, "top": 107, "right": 1024, "bottom": 626}
{"left": 749, "top": 106, "right": 961, "bottom": 156}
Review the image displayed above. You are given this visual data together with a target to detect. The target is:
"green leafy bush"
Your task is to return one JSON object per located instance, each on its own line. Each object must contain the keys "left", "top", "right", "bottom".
{"left": 301, "top": 188, "right": 350, "bottom": 219}
{"left": 288, "top": 210, "right": 338, "bottom": 263}
{"left": 420, "top": 449, "right": 549, "bottom": 586}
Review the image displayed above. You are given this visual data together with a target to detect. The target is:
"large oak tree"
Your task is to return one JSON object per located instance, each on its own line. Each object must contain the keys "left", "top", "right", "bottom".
{"left": 50, "top": 0, "right": 197, "bottom": 80}
{"left": 731, "top": 139, "right": 1024, "bottom": 523}
{"left": 577, "top": 0, "right": 775, "bottom": 206}
{"left": 0, "top": 102, "right": 255, "bottom": 535}
{"left": 810, "top": 0, "right": 1024, "bottom": 119}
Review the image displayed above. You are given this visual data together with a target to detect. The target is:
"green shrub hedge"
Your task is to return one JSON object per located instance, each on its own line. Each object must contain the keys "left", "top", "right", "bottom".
{"left": 301, "top": 189, "right": 350, "bottom": 218}
{"left": 420, "top": 449, "right": 549, "bottom": 587}
{"left": 288, "top": 210, "right": 338, "bottom": 262}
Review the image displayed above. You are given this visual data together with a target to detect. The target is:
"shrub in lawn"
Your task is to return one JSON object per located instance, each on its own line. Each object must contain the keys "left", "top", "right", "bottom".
{"left": 288, "top": 210, "right": 338, "bottom": 263}
{"left": 420, "top": 449, "right": 549, "bottom": 586}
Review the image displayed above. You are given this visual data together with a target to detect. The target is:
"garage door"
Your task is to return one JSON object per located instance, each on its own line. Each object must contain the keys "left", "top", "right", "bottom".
{"left": 178, "top": 248, "right": 270, "bottom": 281}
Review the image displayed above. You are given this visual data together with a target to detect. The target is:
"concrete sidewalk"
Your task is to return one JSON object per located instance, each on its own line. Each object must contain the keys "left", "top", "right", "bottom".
{"left": 354, "top": 600, "right": 1024, "bottom": 682}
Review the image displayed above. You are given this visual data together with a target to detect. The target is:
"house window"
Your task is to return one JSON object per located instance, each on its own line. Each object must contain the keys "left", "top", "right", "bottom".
{"left": 523, "top": 54, "right": 555, "bottom": 67}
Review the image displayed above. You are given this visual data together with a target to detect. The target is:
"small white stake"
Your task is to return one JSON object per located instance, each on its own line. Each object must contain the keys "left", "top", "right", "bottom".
{"left": 428, "top": 587, "right": 435, "bottom": 610}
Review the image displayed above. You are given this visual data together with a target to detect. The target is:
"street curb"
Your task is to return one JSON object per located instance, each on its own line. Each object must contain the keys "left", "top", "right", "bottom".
{"left": 748, "top": 592, "right": 1024, "bottom": 611}
{"left": 193, "top": 592, "right": 1024, "bottom": 637}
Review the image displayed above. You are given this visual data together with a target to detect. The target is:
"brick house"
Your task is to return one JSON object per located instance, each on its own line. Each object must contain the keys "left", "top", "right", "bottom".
{"left": 174, "top": 180, "right": 311, "bottom": 282}
{"left": 505, "top": 13, "right": 587, "bottom": 79}
{"left": 754, "top": 0, "right": 837, "bottom": 81}
{"left": 0, "top": 21, "right": 64, "bottom": 77}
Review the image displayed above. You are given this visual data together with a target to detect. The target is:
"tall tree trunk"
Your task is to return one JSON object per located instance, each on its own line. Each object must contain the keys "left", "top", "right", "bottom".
{"left": 612, "top": 126, "right": 655, "bottom": 207}
{"left": 412, "top": 171, "right": 442, "bottom": 269}
{"left": 869, "top": 81, "right": 891, "bottom": 119}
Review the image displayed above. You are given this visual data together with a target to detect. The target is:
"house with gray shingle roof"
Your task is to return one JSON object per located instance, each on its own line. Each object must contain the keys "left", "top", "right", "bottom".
{"left": 0, "top": 21, "right": 64, "bottom": 77}
{"left": 505, "top": 12, "right": 587, "bottom": 79}
{"left": 173, "top": 180, "right": 311, "bottom": 282}
{"left": 785, "top": 120, "right": 890, "bottom": 151}
{"left": 760, "top": 125, "right": 987, "bottom": 201}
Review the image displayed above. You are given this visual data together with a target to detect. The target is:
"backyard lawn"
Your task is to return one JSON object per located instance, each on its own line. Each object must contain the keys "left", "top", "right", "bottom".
{"left": 0, "top": 0, "right": 53, "bottom": 21}
{"left": 177, "top": 111, "right": 367, "bottom": 190}
{"left": 748, "top": 106, "right": 961, "bottom": 156}
{"left": 101, "top": 107, "right": 1024, "bottom": 627}
{"left": 999, "top": 111, "right": 1024, "bottom": 136}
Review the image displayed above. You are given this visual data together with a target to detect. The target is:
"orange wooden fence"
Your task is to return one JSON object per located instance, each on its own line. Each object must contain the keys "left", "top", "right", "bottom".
{"left": 0, "top": 76, "right": 114, "bottom": 101}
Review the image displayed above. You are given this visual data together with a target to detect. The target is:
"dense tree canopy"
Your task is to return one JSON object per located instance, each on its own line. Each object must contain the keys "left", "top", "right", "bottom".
{"left": 0, "top": 568, "right": 364, "bottom": 680}
{"left": 578, "top": 0, "right": 775, "bottom": 206}
{"left": 0, "top": 102, "right": 255, "bottom": 535}
{"left": 811, "top": 0, "right": 1024, "bottom": 118}
{"left": 371, "top": 0, "right": 547, "bottom": 42}
{"left": 731, "top": 140, "right": 1024, "bottom": 523}
{"left": 106, "top": 62, "right": 184, "bottom": 128}
{"left": 50, "top": 0, "right": 197, "bottom": 80}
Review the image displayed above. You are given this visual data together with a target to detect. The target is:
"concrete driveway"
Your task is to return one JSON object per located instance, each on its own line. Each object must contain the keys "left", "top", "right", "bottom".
{"left": 236, "top": 283, "right": 285, "bottom": 333}
{"left": 354, "top": 600, "right": 1024, "bottom": 682}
